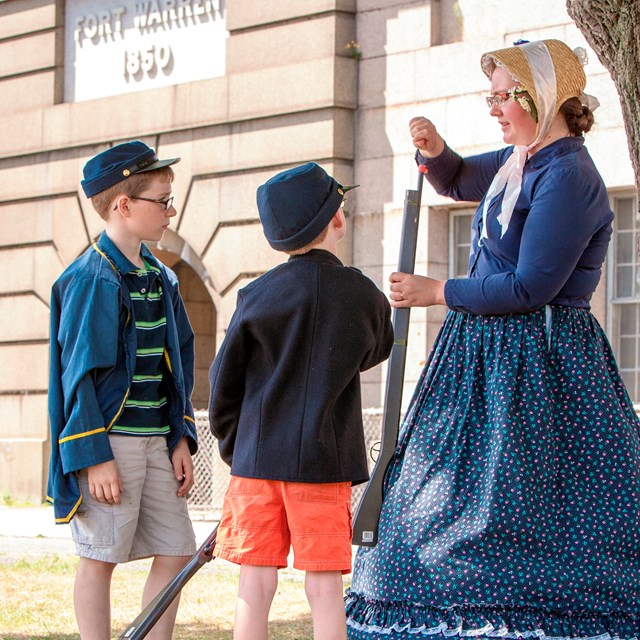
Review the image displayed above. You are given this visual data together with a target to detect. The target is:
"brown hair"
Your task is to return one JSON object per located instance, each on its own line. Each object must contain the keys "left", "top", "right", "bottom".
{"left": 559, "top": 97, "right": 594, "bottom": 135}
{"left": 285, "top": 225, "right": 329, "bottom": 256}
{"left": 90, "top": 166, "right": 175, "bottom": 219}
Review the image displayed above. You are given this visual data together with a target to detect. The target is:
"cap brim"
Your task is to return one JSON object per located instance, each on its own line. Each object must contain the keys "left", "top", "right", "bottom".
{"left": 137, "top": 157, "right": 181, "bottom": 173}
{"left": 338, "top": 184, "right": 359, "bottom": 195}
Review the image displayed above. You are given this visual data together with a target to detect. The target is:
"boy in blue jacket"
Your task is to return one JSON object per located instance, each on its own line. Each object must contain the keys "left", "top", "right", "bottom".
{"left": 208, "top": 162, "right": 394, "bottom": 640}
{"left": 47, "top": 141, "right": 197, "bottom": 640}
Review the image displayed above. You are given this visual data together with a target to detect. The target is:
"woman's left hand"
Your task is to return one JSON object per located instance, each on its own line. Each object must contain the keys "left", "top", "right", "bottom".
{"left": 389, "top": 272, "right": 446, "bottom": 308}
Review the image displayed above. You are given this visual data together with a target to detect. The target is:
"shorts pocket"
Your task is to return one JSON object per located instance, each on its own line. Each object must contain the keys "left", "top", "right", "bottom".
{"left": 289, "top": 482, "right": 340, "bottom": 504}
{"left": 226, "top": 476, "right": 265, "bottom": 497}
{"left": 71, "top": 472, "right": 115, "bottom": 547}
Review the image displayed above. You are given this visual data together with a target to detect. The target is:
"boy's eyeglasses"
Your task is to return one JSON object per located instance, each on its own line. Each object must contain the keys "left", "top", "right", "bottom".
{"left": 130, "top": 195, "right": 175, "bottom": 210}
{"left": 113, "top": 195, "right": 175, "bottom": 211}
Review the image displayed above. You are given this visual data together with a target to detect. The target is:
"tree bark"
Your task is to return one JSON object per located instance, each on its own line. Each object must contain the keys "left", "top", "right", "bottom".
{"left": 566, "top": 0, "right": 640, "bottom": 196}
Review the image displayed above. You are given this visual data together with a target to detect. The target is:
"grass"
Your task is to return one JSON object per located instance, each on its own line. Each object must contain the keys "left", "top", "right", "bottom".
{"left": 1, "top": 495, "right": 34, "bottom": 508}
{"left": 0, "top": 551, "right": 335, "bottom": 639}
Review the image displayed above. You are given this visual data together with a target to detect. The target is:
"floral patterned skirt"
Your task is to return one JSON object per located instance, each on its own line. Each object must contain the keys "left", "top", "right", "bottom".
{"left": 346, "top": 307, "right": 640, "bottom": 639}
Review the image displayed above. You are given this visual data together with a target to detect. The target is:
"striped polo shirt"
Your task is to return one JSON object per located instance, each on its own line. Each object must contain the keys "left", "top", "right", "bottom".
{"left": 111, "top": 258, "right": 170, "bottom": 437}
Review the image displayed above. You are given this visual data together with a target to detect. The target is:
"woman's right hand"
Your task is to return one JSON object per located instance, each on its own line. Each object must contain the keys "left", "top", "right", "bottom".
{"left": 389, "top": 271, "right": 446, "bottom": 308}
{"left": 409, "top": 117, "right": 445, "bottom": 158}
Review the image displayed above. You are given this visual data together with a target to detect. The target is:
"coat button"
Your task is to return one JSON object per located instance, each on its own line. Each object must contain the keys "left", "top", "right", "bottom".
{"left": 141, "top": 288, "right": 147, "bottom": 293}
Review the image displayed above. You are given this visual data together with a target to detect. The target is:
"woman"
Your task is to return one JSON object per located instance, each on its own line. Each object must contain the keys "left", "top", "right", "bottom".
{"left": 345, "top": 39, "right": 640, "bottom": 640}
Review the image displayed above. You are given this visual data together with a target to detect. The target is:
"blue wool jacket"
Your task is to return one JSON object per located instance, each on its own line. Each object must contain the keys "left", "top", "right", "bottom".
{"left": 421, "top": 137, "right": 614, "bottom": 315}
{"left": 47, "top": 231, "right": 197, "bottom": 523}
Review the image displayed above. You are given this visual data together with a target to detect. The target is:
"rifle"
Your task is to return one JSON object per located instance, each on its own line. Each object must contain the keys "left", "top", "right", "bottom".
{"left": 352, "top": 165, "right": 426, "bottom": 547}
{"left": 118, "top": 524, "right": 219, "bottom": 639}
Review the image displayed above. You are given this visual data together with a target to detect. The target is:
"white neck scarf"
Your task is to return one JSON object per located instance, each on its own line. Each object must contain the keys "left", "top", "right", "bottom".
{"left": 480, "top": 41, "right": 557, "bottom": 240}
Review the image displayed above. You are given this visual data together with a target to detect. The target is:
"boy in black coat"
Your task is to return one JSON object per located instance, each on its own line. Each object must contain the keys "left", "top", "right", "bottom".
{"left": 208, "top": 162, "right": 393, "bottom": 640}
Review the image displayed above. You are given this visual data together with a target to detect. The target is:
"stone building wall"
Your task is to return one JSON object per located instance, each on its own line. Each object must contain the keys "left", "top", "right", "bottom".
{"left": 0, "top": 0, "right": 634, "bottom": 503}
{"left": 0, "top": 0, "right": 363, "bottom": 502}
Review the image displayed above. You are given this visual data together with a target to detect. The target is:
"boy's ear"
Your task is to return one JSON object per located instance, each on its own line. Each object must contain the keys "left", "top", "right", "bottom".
{"left": 112, "top": 195, "right": 132, "bottom": 217}
{"left": 333, "top": 209, "right": 346, "bottom": 228}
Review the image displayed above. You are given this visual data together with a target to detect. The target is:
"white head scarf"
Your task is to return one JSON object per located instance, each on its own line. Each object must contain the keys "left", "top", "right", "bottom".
{"left": 479, "top": 40, "right": 596, "bottom": 240}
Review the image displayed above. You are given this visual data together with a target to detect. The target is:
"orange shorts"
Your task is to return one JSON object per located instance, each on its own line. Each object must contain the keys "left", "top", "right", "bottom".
{"left": 215, "top": 476, "right": 353, "bottom": 574}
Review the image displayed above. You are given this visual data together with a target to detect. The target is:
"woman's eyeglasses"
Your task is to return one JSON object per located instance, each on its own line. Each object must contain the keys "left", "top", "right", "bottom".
{"left": 485, "top": 87, "right": 530, "bottom": 109}
{"left": 486, "top": 91, "right": 513, "bottom": 108}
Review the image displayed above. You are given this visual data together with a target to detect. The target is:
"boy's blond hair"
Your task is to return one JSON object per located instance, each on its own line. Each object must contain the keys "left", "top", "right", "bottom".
{"left": 285, "top": 226, "right": 330, "bottom": 256}
{"left": 91, "top": 166, "right": 175, "bottom": 219}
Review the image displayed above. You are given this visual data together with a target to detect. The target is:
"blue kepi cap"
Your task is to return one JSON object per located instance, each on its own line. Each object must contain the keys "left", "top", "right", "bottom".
{"left": 257, "top": 162, "right": 358, "bottom": 251}
{"left": 81, "top": 141, "right": 180, "bottom": 198}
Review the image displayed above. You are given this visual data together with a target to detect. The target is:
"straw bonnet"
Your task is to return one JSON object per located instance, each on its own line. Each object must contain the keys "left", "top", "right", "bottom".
{"left": 476, "top": 39, "right": 593, "bottom": 241}
{"left": 480, "top": 39, "right": 586, "bottom": 121}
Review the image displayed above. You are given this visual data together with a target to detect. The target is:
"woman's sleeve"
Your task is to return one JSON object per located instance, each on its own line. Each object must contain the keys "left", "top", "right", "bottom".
{"left": 420, "top": 145, "right": 508, "bottom": 203}
{"left": 444, "top": 167, "right": 609, "bottom": 315}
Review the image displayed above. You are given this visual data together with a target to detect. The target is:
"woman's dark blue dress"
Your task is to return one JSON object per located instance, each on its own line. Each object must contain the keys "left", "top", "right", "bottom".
{"left": 345, "top": 141, "right": 640, "bottom": 639}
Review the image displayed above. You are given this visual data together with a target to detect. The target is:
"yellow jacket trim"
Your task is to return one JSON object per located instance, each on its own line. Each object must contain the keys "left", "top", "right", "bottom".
{"left": 55, "top": 495, "right": 83, "bottom": 524}
{"left": 106, "top": 390, "right": 129, "bottom": 432}
{"left": 59, "top": 427, "right": 106, "bottom": 444}
{"left": 92, "top": 242, "right": 119, "bottom": 273}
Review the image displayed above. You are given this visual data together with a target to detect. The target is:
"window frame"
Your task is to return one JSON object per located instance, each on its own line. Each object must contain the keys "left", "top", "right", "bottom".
{"left": 606, "top": 191, "right": 640, "bottom": 404}
{"left": 448, "top": 207, "right": 476, "bottom": 279}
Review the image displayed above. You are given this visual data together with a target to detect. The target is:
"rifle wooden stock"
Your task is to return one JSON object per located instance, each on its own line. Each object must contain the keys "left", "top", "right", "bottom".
{"left": 352, "top": 168, "right": 425, "bottom": 547}
{"left": 119, "top": 524, "right": 219, "bottom": 639}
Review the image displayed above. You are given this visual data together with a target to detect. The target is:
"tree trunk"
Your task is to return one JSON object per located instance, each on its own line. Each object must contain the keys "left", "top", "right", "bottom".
{"left": 566, "top": 0, "right": 640, "bottom": 197}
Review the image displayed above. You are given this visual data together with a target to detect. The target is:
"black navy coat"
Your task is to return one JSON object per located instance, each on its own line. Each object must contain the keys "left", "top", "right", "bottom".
{"left": 208, "top": 249, "right": 394, "bottom": 485}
